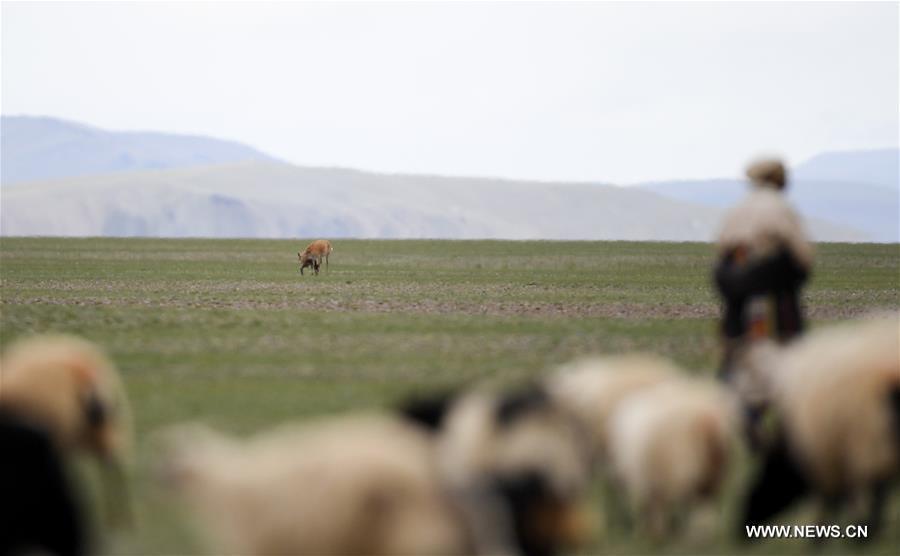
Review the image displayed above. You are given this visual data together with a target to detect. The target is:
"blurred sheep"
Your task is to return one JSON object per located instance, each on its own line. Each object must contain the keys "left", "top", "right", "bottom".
{"left": 157, "top": 387, "right": 593, "bottom": 556}
{"left": 546, "top": 354, "right": 681, "bottom": 464}
{"left": 418, "top": 387, "right": 594, "bottom": 556}
{"left": 742, "top": 316, "right": 900, "bottom": 537}
{"left": 0, "top": 335, "right": 133, "bottom": 556}
{"left": 156, "top": 415, "right": 467, "bottom": 556}
{"left": 607, "top": 377, "right": 741, "bottom": 538}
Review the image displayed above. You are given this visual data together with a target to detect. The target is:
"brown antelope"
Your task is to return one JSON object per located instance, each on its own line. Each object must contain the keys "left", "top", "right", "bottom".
{"left": 297, "top": 240, "right": 333, "bottom": 276}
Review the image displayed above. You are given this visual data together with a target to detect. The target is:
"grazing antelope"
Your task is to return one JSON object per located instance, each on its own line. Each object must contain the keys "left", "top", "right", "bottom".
{"left": 298, "top": 240, "right": 333, "bottom": 276}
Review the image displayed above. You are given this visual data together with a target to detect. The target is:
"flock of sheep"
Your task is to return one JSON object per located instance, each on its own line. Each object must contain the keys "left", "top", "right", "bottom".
{"left": 0, "top": 160, "right": 897, "bottom": 556}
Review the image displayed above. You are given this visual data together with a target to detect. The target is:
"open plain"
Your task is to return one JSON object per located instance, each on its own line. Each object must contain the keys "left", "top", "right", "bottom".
{"left": 1, "top": 237, "right": 897, "bottom": 554}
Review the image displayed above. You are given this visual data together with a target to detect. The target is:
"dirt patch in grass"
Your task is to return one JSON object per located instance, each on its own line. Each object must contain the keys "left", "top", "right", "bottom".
{"left": 4, "top": 295, "right": 888, "bottom": 321}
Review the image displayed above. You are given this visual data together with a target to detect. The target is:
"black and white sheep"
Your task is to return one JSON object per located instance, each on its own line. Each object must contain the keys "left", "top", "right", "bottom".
{"left": 0, "top": 335, "right": 132, "bottom": 555}
{"left": 157, "top": 386, "right": 594, "bottom": 556}
{"left": 742, "top": 316, "right": 900, "bottom": 537}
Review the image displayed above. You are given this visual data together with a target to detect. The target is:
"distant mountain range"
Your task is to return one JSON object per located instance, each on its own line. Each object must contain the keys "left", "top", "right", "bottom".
{"left": 1, "top": 116, "right": 894, "bottom": 242}
{"left": 1, "top": 115, "right": 276, "bottom": 184}
{"left": 793, "top": 148, "right": 898, "bottom": 190}
{"left": 0, "top": 161, "right": 864, "bottom": 242}
{"left": 637, "top": 148, "right": 898, "bottom": 242}
{"left": 639, "top": 178, "right": 898, "bottom": 243}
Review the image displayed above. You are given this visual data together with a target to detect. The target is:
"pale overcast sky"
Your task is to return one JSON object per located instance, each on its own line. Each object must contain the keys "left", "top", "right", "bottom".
{"left": 2, "top": 1, "right": 897, "bottom": 184}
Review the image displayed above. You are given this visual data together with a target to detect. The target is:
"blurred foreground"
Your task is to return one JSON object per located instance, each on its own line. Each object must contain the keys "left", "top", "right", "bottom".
{"left": 0, "top": 238, "right": 898, "bottom": 554}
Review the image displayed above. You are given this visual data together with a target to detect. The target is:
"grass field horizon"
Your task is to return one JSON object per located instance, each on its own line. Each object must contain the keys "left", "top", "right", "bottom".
{"left": 1, "top": 237, "right": 898, "bottom": 554}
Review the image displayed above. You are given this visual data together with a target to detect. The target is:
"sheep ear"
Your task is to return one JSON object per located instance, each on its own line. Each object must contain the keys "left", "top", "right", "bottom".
{"left": 84, "top": 391, "right": 108, "bottom": 427}
{"left": 398, "top": 390, "right": 459, "bottom": 432}
{"left": 495, "top": 384, "right": 549, "bottom": 426}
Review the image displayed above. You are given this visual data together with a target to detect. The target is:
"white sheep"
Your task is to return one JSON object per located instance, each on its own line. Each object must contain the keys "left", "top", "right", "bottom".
{"left": 158, "top": 386, "right": 594, "bottom": 556}
{"left": 742, "top": 315, "right": 900, "bottom": 536}
{"left": 546, "top": 354, "right": 682, "bottom": 463}
{"left": 607, "top": 377, "right": 741, "bottom": 538}
{"left": 156, "top": 415, "right": 469, "bottom": 556}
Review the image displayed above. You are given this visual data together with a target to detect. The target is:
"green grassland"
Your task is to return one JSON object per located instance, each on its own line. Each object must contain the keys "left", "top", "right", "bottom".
{"left": 1, "top": 237, "right": 898, "bottom": 555}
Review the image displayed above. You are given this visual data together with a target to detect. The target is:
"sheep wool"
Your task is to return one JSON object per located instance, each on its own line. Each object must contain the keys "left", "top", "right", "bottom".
{"left": 0, "top": 334, "right": 131, "bottom": 461}
{"left": 773, "top": 316, "right": 900, "bottom": 495}
{"left": 434, "top": 388, "right": 594, "bottom": 556}
{"left": 607, "top": 378, "right": 741, "bottom": 535}
{"left": 727, "top": 339, "right": 783, "bottom": 409}
{"left": 546, "top": 355, "right": 682, "bottom": 462}
{"left": 156, "top": 415, "right": 469, "bottom": 556}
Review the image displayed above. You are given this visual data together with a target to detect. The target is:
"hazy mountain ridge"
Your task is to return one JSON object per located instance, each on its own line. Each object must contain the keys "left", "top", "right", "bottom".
{"left": 640, "top": 177, "right": 897, "bottom": 242}
{"left": 1, "top": 161, "right": 864, "bottom": 242}
{"left": 793, "top": 148, "right": 899, "bottom": 190}
{"left": 638, "top": 150, "right": 899, "bottom": 242}
{"left": 0, "top": 116, "right": 888, "bottom": 241}
{"left": 1, "top": 115, "right": 277, "bottom": 184}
